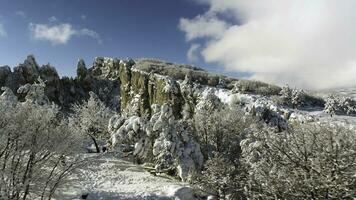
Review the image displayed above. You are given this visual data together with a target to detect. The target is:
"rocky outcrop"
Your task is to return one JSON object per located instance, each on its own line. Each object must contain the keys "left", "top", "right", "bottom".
{"left": 13, "top": 55, "right": 40, "bottom": 85}
{"left": 120, "top": 67, "right": 184, "bottom": 118}
{"left": 0, "top": 56, "right": 120, "bottom": 110}
{"left": 0, "top": 66, "right": 12, "bottom": 86}
{"left": 0, "top": 55, "right": 61, "bottom": 102}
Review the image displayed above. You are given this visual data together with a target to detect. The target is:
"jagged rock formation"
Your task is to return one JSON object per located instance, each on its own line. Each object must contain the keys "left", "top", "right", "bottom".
{"left": 0, "top": 55, "right": 120, "bottom": 110}
{"left": 109, "top": 103, "right": 204, "bottom": 181}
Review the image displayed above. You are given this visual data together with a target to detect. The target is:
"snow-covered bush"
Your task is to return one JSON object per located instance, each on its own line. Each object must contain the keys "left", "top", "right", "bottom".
{"left": 193, "top": 154, "right": 246, "bottom": 200}
{"left": 279, "top": 85, "right": 306, "bottom": 108}
{"left": 196, "top": 88, "right": 222, "bottom": 112}
{"left": 259, "top": 105, "right": 289, "bottom": 132}
{"left": 71, "top": 91, "right": 113, "bottom": 153}
{"left": 291, "top": 88, "right": 305, "bottom": 108}
{"left": 324, "top": 95, "right": 356, "bottom": 116}
{"left": 229, "top": 94, "right": 251, "bottom": 107}
{"left": 279, "top": 85, "right": 293, "bottom": 103}
{"left": 278, "top": 85, "right": 325, "bottom": 108}
{"left": 192, "top": 106, "right": 255, "bottom": 199}
{"left": 0, "top": 84, "right": 83, "bottom": 200}
{"left": 241, "top": 122, "right": 356, "bottom": 199}
{"left": 109, "top": 104, "right": 204, "bottom": 181}
{"left": 193, "top": 106, "right": 254, "bottom": 160}
{"left": 17, "top": 77, "right": 49, "bottom": 105}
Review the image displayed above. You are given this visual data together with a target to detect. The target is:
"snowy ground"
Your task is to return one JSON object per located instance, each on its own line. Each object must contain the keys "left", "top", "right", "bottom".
{"left": 55, "top": 153, "right": 197, "bottom": 200}
{"left": 313, "top": 87, "right": 356, "bottom": 100}
{"left": 53, "top": 88, "right": 356, "bottom": 200}
{"left": 304, "top": 110, "right": 356, "bottom": 126}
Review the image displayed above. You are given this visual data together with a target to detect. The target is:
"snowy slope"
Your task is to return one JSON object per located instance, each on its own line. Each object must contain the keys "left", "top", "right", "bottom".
{"left": 55, "top": 153, "right": 197, "bottom": 200}
{"left": 312, "top": 87, "right": 356, "bottom": 100}
{"left": 212, "top": 87, "right": 356, "bottom": 127}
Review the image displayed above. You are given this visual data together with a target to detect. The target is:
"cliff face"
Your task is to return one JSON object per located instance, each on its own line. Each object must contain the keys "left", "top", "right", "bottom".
{"left": 119, "top": 67, "right": 184, "bottom": 118}
{"left": 74, "top": 56, "right": 186, "bottom": 117}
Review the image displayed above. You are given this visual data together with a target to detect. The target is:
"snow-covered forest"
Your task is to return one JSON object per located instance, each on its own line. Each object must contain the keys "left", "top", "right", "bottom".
{"left": 0, "top": 56, "right": 355, "bottom": 200}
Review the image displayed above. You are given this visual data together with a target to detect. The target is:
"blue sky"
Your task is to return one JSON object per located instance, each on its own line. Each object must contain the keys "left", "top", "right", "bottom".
{"left": 1, "top": 0, "right": 355, "bottom": 89}
{"left": 0, "top": 0, "right": 220, "bottom": 77}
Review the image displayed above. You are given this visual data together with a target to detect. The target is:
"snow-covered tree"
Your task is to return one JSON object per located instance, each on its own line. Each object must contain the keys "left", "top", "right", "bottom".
{"left": 194, "top": 154, "right": 247, "bottom": 199}
{"left": 342, "top": 96, "right": 356, "bottom": 114}
{"left": 324, "top": 95, "right": 356, "bottom": 116}
{"left": 291, "top": 88, "right": 305, "bottom": 108}
{"left": 280, "top": 85, "right": 306, "bottom": 108}
{"left": 280, "top": 85, "right": 293, "bottom": 103}
{"left": 194, "top": 106, "right": 254, "bottom": 160}
{"left": 241, "top": 122, "right": 356, "bottom": 199}
{"left": 0, "top": 84, "right": 83, "bottom": 200}
{"left": 109, "top": 104, "right": 203, "bottom": 181}
{"left": 71, "top": 91, "right": 113, "bottom": 153}
{"left": 324, "top": 95, "right": 338, "bottom": 117}
{"left": 193, "top": 106, "right": 255, "bottom": 199}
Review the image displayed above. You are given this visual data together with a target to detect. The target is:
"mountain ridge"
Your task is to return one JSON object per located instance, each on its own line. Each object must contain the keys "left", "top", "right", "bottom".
{"left": 0, "top": 55, "right": 283, "bottom": 116}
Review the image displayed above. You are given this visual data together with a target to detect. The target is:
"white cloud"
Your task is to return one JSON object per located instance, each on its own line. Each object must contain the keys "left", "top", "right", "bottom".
{"left": 180, "top": 0, "right": 356, "bottom": 90}
{"left": 80, "top": 28, "right": 102, "bottom": 44}
{"left": 81, "top": 14, "right": 87, "bottom": 20}
{"left": 15, "top": 10, "right": 26, "bottom": 18}
{"left": 29, "top": 23, "right": 74, "bottom": 45}
{"left": 29, "top": 22, "right": 101, "bottom": 45}
{"left": 0, "top": 23, "right": 7, "bottom": 37}
{"left": 48, "top": 16, "right": 57, "bottom": 22}
{"left": 187, "top": 44, "right": 201, "bottom": 62}
{"left": 179, "top": 15, "right": 229, "bottom": 41}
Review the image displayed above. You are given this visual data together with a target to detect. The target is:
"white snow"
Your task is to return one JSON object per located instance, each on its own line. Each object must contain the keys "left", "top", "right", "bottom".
{"left": 214, "top": 88, "right": 232, "bottom": 104}
{"left": 55, "top": 153, "right": 196, "bottom": 200}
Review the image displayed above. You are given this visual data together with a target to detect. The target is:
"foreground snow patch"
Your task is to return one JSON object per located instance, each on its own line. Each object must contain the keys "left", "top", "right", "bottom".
{"left": 55, "top": 153, "right": 197, "bottom": 200}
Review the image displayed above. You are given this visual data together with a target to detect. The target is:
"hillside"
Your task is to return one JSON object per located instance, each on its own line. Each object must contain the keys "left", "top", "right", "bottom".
{"left": 1, "top": 56, "right": 355, "bottom": 199}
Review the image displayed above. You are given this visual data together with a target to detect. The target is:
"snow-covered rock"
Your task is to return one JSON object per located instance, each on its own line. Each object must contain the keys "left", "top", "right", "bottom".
{"left": 17, "top": 77, "right": 49, "bottom": 105}
{"left": 0, "top": 86, "right": 18, "bottom": 107}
